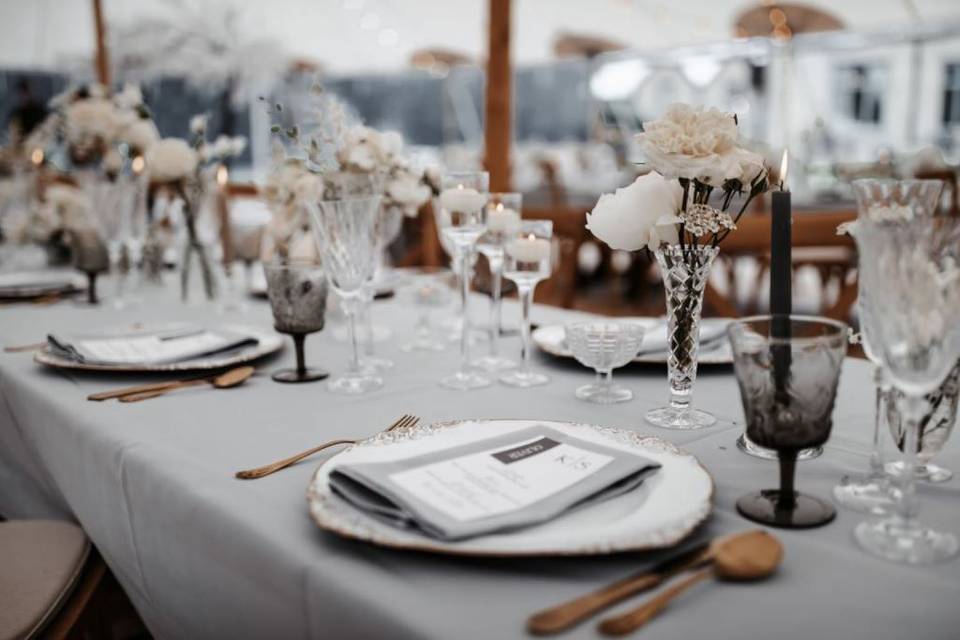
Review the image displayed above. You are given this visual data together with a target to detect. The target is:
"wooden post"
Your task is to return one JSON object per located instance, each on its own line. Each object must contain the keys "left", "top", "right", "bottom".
{"left": 92, "top": 0, "right": 111, "bottom": 87}
{"left": 484, "top": 0, "right": 512, "bottom": 193}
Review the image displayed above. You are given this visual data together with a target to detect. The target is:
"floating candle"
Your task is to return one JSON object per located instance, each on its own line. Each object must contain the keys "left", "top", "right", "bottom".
{"left": 507, "top": 234, "right": 551, "bottom": 262}
{"left": 486, "top": 203, "right": 521, "bottom": 233}
{"left": 439, "top": 185, "right": 486, "bottom": 213}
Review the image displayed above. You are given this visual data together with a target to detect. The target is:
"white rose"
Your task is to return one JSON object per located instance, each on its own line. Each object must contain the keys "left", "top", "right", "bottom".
{"left": 585, "top": 172, "right": 683, "bottom": 252}
{"left": 386, "top": 172, "right": 431, "bottom": 216}
{"left": 64, "top": 98, "right": 119, "bottom": 145}
{"left": 637, "top": 104, "right": 763, "bottom": 185}
{"left": 118, "top": 118, "right": 159, "bottom": 153}
{"left": 380, "top": 130, "right": 404, "bottom": 160}
{"left": 338, "top": 125, "right": 384, "bottom": 172}
{"left": 146, "top": 138, "right": 198, "bottom": 182}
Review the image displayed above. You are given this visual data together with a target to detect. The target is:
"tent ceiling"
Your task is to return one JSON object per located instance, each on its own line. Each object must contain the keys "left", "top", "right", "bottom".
{"left": 1, "top": 0, "right": 959, "bottom": 75}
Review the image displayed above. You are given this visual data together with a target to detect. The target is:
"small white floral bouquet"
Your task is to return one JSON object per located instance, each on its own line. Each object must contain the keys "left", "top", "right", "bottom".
{"left": 586, "top": 103, "right": 768, "bottom": 256}
{"left": 145, "top": 114, "right": 246, "bottom": 300}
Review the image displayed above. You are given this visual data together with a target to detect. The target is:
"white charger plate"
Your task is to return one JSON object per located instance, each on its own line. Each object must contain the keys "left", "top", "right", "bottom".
{"left": 532, "top": 318, "right": 734, "bottom": 366}
{"left": 33, "top": 324, "right": 284, "bottom": 373}
{"left": 307, "top": 419, "right": 713, "bottom": 556}
{"left": 0, "top": 271, "right": 86, "bottom": 299}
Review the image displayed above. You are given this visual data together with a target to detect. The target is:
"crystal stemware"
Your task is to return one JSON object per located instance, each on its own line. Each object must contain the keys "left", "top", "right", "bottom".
{"left": 833, "top": 178, "right": 944, "bottom": 511}
{"left": 884, "top": 359, "right": 959, "bottom": 483}
{"left": 729, "top": 315, "right": 848, "bottom": 529}
{"left": 399, "top": 268, "right": 452, "bottom": 352}
{"left": 566, "top": 322, "right": 645, "bottom": 403}
{"left": 500, "top": 220, "right": 553, "bottom": 388}
{"left": 264, "top": 259, "right": 329, "bottom": 383}
{"left": 473, "top": 193, "right": 522, "bottom": 372}
{"left": 307, "top": 194, "right": 384, "bottom": 394}
{"left": 852, "top": 215, "right": 960, "bottom": 564}
{"left": 434, "top": 171, "right": 490, "bottom": 390}
{"left": 81, "top": 173, "right": 138, "bottom": 308}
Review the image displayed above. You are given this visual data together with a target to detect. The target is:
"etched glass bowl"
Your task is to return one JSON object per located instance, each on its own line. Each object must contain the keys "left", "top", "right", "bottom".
{"left": 565, "top": 322, "right": 646, "bottom": 404}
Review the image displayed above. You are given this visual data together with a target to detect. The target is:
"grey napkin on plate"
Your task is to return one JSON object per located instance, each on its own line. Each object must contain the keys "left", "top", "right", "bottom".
{"left": 47, "top": 324, "right": 259, "bottom": 365}
{"left": 328, "top": 425, "right": 661, "bottom": 541}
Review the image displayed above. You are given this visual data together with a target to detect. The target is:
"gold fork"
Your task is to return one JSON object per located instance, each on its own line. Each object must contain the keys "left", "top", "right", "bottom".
{"left": 235, "top": 414, "right": 419, "bottom": 480}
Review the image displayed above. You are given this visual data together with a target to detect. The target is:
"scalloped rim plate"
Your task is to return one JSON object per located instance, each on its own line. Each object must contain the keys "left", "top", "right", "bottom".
{"left": 532, "top": 320, "right": 734, "bottom": 365}
{"left": 0, "top": 271, "right": 86, "bottom": 299}
{"left": 307, "top": 419, "right": 713, "bottom": 556}
{"left": 33, "top": 324, "right": 284, "bottom": 372}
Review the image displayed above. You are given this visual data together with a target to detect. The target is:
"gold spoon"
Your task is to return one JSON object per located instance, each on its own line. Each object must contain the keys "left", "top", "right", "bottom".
{"left": 598, "top": 530, "right": 783, "bottom": 636}
{"left": 118, "top": 366, "right": 256, "bottom": 403}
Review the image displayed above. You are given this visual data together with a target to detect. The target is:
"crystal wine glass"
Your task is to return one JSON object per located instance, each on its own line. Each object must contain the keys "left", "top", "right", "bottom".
{"left": 473, "top": 192, "right": 522, "bottom": 372}
{"left": 81, "top": 173, "right": 138, "bottom": 308}
{"left": 833, "top": 178, "right": 945, "bottom": 511}
{"left": 500, "top": 220, "right": 553, "bottom": 387}
{"left": 264, "top": 259, "right": 329, "bottom": 383}
{"left": 729, "top": 315, "right": 848, "bottom": 528}
{"left": 307, "top": 194, "right": 384, "bottom": 394}
{"left": 566, "top": 321, "right": 645, "bottom": 403}
{"left": 852, "top": 215, "right": 960, "bottom": 564}
{"left": 399, "top": 268, "right": 452, "bottom": 352}
{"left": 434, "top": 171, "right": 490, "bottom": 390}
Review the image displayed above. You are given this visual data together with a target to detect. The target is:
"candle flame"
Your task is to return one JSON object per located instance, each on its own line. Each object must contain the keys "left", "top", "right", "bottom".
{"left": 527, "top": 233, "right": 536, "bottom": 242}
{"left": 779, "top": 150, "right": 789, "bottom": 190}
{"left": 131, "top": 155, "right": 145, "bottom": 174}
{"left": 496, "top": 202, "right": 503, "bottom": 211}
{"left": 216, "top": 165, "right": 229, "bottom": 186}
{"left": 30, "top": 148, "right": 43, "bottom": 166}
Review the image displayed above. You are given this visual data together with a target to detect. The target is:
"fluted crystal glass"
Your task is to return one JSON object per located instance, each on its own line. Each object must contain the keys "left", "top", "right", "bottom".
{"left": 434, "top": 171, "right": 490, "bottom": 390}
{"left": 500, "top": 220, "right": 553, "bottom": 388}
{"left": 853, "top": 215, "right": 960, "bottom": 564}
{"left": 566, "top": 322, "right": 645, "bottom": 403}
{"left": 833, "top": 178, "right": 945, "bottom": 511}
{"left": 730, "top": 315, "right": 847, "bottom": 528}
{"left": 645, "top": 244, "right": 718, "bottom": 429}
{"left": 307, "top": 195, "right": 383, "bottom": 394}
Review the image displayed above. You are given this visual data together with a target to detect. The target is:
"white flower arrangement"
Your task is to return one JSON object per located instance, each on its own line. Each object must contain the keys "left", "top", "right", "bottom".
{"left": 586, "top": 103, "right": 768, "bottom": 255}
{"left": 146, "top": 138, "right": 199, "bottom": 183}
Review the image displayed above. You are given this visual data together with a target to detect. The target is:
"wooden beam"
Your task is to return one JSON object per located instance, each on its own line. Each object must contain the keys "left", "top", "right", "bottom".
{"left": 483, "top": 0, "right": 512, "bottom": 192}
{"left": 92, "top": 0, "right": 111, "bottom": 87}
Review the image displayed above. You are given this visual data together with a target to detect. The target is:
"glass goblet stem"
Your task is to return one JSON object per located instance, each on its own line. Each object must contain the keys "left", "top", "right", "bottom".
{"left": 345, "top": 308, "right": 362, "bottom": 376}
{"left": 86, "top": 272, "right": 99, "bottom": 304}
{"left": 488, "top": 255, "right": 504, "bottom": 356}
{"left": 292, "top": 333, "right": 307, "bottom": 378}
{"left": 458, "top": 249, "right": 473, "bottom": 372}
{"left": 778, "top": 450, "right": 798, "bottom": 511}
{"left": 518, "top": 284, "right": 534, "bottom": 376}
{"left": 895, "top": 393, "right": 925, "bottom": 523}
{"left": 869, "top": 367, "right": 888, "bottom": 476}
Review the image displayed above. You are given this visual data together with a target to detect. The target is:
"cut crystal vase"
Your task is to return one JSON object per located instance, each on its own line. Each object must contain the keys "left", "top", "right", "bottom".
{"left": 645, "top": 244, "right": 718, "bottom": 430}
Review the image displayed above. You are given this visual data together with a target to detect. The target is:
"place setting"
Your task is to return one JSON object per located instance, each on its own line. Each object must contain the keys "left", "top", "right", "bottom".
{"left": 2, "top": 4, "right": 960, "bottom": 638}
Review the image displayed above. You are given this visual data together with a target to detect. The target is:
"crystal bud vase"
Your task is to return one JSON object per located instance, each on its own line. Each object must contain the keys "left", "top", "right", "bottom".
{"left": 645, "top": 243, "right": 718, "bottom": 429}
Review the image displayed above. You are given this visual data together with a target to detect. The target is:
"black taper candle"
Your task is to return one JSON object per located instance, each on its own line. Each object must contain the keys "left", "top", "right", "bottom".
{"left": 771, "top": 151, "right": 794, "bottom": 507}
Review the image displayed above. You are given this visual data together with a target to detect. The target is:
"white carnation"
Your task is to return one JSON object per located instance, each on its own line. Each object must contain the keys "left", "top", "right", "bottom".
{"left": 145, "top": 138, "right": 198, "bottom": 182}
{"left": 586, "top": 172, "right": 682, "bottom": 252}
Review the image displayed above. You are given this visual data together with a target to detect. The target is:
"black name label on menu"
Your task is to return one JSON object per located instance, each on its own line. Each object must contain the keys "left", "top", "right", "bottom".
{"left": 492, "top": 437, "right": 561, "bottom": 464}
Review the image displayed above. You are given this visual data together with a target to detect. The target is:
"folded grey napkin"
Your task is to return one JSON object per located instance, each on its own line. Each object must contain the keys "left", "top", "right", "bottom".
{"left": 47, "top": 324, "right": 258, "bottom": 365}
{"left": 329, "top": 425, "right": 661, "bottom": 541}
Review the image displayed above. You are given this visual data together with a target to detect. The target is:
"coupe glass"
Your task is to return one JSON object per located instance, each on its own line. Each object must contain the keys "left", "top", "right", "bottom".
{"left": 473, "top": 192, "right": 522, "bottom": 372}
{"left": 852, "top": 215, "right": 960, "bottom": 564}
{"left": 264, "top": 260, "right": 329, "bottom": 383}
{"left": 729, "top": 315, "right": 847, "bottom": 528}
{"left": 434, "top": 171, "right": 490, "bottom": 390}
{"left": 833, "top": 178, "right": 944, "bottom": 511}
{"left": 884, "top": 360, "right": 959, "bottom": 483}
{"left": 307, "top": 195, "right": 384, "bottom": 394}
{"left": 566, "top": 322, "right": 645, "bottom": 403}
{"left": 399, "top": 268, "right": 452, "bottom": 352}
{"left": 500, "top": 220, "right": 553, "bottom": 387}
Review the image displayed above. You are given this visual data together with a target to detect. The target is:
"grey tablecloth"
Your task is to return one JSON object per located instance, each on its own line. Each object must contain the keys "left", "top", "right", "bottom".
{"left": 1, "top": 284, "right": 958, "bottom": 639}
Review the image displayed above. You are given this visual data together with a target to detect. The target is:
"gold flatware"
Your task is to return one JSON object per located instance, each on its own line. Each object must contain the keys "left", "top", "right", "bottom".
{"left": 526, "top": 541, "right": 711, "bottom": 635}
{"left": 235, "top": 414, "right": 419, "bottom": 480}
{"left": 598, "top": 530, "right": 783, "bottom": 636}
{"left": 4, "top": 342, "right": 47, "bottom": 353}
{"left": 87, "top": 366, "right": 255, "bottom": 402}
{"left": 118, "top": 366, "right": 256, "bottom": 403}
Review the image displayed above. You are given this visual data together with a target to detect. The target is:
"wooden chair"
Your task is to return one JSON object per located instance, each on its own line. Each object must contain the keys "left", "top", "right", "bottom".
{"left": 706, "top": 207, "right": 858, "bottom": 321}
{"left": 914, "top": 169, "right": 959, "bottom": 217}
{"left": 0, "top": 520, "right": 105, "bottom": 640}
